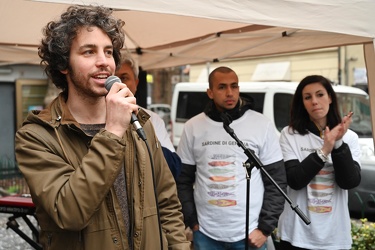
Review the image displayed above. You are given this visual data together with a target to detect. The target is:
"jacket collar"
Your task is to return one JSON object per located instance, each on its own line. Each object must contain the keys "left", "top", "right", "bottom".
{"left": 204, "top": 96, "right": 254, "bottom": 122}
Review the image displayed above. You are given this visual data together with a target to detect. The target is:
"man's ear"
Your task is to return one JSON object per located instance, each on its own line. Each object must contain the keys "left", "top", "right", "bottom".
{"left": 60, "top": 69, "right": 68, "bottom": 75}
{"left": 207, "top": 88, "right": 213, "bottom": 99}
{"left": 135, "top": 78, "right": 139, "bottom": 87}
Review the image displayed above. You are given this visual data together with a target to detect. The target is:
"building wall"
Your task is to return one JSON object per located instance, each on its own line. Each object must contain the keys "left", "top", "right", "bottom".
{"left": 189, "top": 45, "right": 365, "bottom": 86}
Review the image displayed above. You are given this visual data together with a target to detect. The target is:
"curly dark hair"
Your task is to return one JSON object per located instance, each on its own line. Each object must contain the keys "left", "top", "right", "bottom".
{"left": 289, "top": 75, "right": 342, "bottom": 134}
{"left": 38, "top": 5, "right": 125, "bottom": 97}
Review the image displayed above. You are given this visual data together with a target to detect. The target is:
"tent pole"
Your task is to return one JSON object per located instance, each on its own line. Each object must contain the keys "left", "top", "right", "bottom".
{"left": 363, "top": 42, "right": 375, "bottom": 153}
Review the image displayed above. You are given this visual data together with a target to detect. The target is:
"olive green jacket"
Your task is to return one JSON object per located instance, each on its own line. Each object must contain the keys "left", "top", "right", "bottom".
{"left": 15, "top": 94, "right": 190, "bottom": 250}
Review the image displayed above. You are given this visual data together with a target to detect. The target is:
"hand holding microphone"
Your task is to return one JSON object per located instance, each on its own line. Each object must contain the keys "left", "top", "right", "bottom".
{"left": 105, "top": 76, "right": 147, "bottom": 141}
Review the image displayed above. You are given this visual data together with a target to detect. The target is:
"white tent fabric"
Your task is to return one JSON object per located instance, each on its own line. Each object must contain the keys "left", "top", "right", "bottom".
{"left": 1, "top": 0, "right": 375, "bottom": 139}
{"left": 1, "top": 0, "right": 374, "bottom": 69}
{"left": 33, "top": 0, "right": 375, "bottom": 38}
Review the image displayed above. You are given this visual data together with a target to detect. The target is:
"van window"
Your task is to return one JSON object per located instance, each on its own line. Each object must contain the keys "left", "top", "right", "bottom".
{"left": 273, "top": 93, "right": 293, "bottom": 131}
{"left": 336, "top": 93, "right": 372, "bottom": 137}
{"left": 176, "top": 92, "right": 209, "bottom": 122}
{"left": 175, "top": 92, "right": 265, "bottom": 123}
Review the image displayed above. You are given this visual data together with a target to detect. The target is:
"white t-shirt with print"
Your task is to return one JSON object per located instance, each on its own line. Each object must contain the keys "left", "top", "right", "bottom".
{"left": 277, "top": 126, "right": 361, "bottom": 249}
{"left": 177, "top": 110, "right": 283, "bottom": 242}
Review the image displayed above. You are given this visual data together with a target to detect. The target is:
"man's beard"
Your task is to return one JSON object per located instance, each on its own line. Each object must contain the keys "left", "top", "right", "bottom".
{"left": 67, "top": 66, "right": 98, "bottom": 99}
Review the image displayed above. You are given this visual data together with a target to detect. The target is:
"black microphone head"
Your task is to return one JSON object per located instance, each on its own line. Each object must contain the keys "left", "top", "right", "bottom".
{"left": 104, "top": 75, "right": 121, "bottom": 91}
{"left": 220, "top": 112, "right": 232, "bottom": 126}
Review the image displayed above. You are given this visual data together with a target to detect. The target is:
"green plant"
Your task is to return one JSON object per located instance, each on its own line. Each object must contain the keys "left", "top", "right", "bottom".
{"left": 351, "top": 218, "right": 375, "bottom": 250}
{"left": 7, "top": 185, "right": 20, "bottom": 194}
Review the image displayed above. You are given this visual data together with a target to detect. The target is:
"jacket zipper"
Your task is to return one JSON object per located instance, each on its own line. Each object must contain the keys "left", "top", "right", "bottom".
{"left": 128, "top": 132, "right": 136, "bottom": 250}
{"left": 47, "top": 232, "right": 52, "bottom": 249}
{"left": 109, "top": 190, "right": 127, "bottom": 249}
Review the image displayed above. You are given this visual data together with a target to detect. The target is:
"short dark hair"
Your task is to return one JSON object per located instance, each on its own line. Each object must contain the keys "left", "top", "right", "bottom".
{"left": 289, "top": 75, "right": 341, "bottom": 134}
{"left": 208, "top": 66, "right": 236, "bottom": 89}
{"left": 38, "top": 5, "right": 125, "bottom": 97}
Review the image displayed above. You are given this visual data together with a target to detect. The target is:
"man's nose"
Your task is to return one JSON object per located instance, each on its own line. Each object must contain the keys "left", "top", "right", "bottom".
{"left": 96, "top": 52, "right": 109, "bottom": 67}
{"left": 226, "top": 87, "right": 233, "bottom": 96}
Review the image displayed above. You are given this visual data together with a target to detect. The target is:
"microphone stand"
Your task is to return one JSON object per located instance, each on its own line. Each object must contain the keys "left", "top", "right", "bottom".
{"left": 221, "top": 114, "right": 310, "bottom": 249}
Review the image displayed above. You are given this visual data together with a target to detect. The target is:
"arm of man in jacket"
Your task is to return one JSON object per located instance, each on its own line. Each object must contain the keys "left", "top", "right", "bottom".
{"left": 148, "top": 125, "right": 191, "bottom": 249}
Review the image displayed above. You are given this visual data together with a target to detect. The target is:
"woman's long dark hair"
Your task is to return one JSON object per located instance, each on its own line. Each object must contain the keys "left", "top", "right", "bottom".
{"left": 289, "top": 75, "right": 342, "bottom": 134}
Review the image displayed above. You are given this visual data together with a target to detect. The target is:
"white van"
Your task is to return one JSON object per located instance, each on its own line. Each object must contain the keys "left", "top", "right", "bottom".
{"left": 170, "top": 81, "right": 375, "bottom": 216}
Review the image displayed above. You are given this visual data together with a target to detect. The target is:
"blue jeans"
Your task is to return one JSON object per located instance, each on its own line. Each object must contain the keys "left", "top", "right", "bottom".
{"left": 193, "top": 230, "right": 267, "bottom": 250}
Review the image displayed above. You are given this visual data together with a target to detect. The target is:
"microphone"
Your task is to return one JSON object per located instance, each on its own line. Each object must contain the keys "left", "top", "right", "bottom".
{"left": 220, "top": 112, "right": 232, "bottom": 126}
{"left": 105, "top": 75, "right": 147, "bottom": 141}
{"left": 220, "top": 112, "right": 234, "bottom": 134}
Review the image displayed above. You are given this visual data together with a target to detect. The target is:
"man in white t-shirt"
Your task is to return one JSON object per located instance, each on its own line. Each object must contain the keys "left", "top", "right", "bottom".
{"left": 115, "top": 53, "right": 181, "bottom": 179}
{"left": 176, "top": 66, "right": 287, "bottom": 250}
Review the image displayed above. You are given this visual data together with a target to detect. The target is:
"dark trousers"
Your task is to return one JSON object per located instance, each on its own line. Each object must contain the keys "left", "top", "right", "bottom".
{"left": 278, "top": 240, "right": 309, "bottom": 250}
{"left": 194, "top": 230, "right": 266, "bottom": 250}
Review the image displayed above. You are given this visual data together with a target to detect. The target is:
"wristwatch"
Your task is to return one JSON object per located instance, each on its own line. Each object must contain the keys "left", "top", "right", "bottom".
{"left": 316, "top": 148, "right": 328, "bottom": 163}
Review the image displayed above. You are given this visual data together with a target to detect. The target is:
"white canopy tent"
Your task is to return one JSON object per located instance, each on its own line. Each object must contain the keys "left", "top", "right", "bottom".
{"left": 0, "top": 0, "right": 375, "bottom": 140}
{"left": 1, "top": 0, "right": 374, "bottom": 68}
